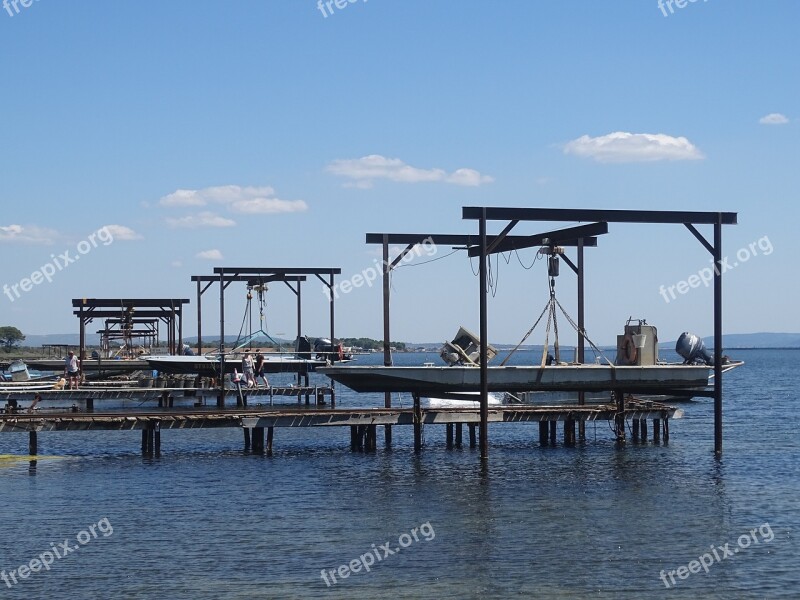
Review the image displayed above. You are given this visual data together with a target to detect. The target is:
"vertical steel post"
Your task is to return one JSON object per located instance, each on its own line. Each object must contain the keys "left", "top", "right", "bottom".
{"left": 714, "top": 217, "right": 723, "bottom": 455}
{"left": 196, "top": 279, "right": 202, "bottom": 355}
{"left": 577, "top": 237, "right": 586, "bottom": 440}
{"left": 382, "top": 235, "right": 393, "bottom": 447}
{"left": 329, "top": 272, "right": 336, "bottom": 406}
{"left": 219, "top": 269, "right": 225, "bottom": 405}
{"left": 479, "top": 209, "right": 489, "bottom": 460}
{"left": 78, "top": 301, "right": 85, "bottom": 382}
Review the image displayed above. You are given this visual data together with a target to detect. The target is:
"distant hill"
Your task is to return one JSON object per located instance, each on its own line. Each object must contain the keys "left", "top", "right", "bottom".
{"left": 659, "top": 332, "right": 800, "bottom": 349}
{"left": 705, "top": 332, "right": 800, "bottom": 348}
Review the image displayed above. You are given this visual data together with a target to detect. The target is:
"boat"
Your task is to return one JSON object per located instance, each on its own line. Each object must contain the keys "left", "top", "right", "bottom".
{"left": 320, "top": 321, "right": 743, "bottom": 396}
{"left": 141, "top": 353, "right": 329, "bottom": 376}
{"left": 320, "top": 363, "right": 720, "bottom": 394}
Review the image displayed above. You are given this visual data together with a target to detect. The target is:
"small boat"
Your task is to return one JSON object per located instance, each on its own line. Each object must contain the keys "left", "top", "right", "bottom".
{"left": 141, "top": 353, "right": 328, "bottom": 376}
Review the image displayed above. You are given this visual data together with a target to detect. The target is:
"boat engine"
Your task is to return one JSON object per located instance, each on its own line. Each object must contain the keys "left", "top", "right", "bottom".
{"left": 675, "top": 332, "right": 713, "bottom": 365}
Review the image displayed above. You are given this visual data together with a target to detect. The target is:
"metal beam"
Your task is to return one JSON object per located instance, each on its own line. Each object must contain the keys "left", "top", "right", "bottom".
{"left": 684, "top": 223, "right": 715, "bottom": 255}
{"left": 467, "top": 223, "right": 608, "bottom": 257}
{"left": 365, "top": 232, "right": 595, "bottom": 248}
{"left": 463, "top": 207, "right": 738, "bottom": 225}
{"left": 212, "top": 267, "right": 341, "bottom": 275}
{"left": 71, "top": 299, "right": 189, "bottom": 308}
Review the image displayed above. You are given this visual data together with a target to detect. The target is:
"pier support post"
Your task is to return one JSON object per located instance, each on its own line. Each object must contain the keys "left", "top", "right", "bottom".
{"left": 350, "top": 425, "right": 357, "bottom": 452}
{"left": 146, "top": 423, "right": 155, "bottom": 455}
{"left": 632, "top": 419, "right": 640, "bottom": 442}
{"left": 154, "top": 421, "right": 161, "bottom": 456}
{"left": 413, "top": 393, "right": 422, "bottom": 454}
{"left": 549, "top": 421, "right": 557, "bottom": 446}
{"left": 539, "top": 421, "right": 549, "bottom": 446}
{"left": 653, "top": 419, "right": 661, "bottom": 443}
{"left": 86, "top": 398, "right": 94, "bottom": 412}
{"left": 455, "top": 423, "right": 463, "bottom": 448}
{"left": 141, "top": 428, "right": 148, "bottom": 454}
{"left": 29, "top": 431, "right": 37, "bottom": 456}
{"left": 446, "top": 424, "right": 454, "bottom": 449}
{"left": 266, "top": 427, "right": 274, "bottom": 457}
{"left": 564, "top": 419, "right": 576, "bottom": 446}
{"left": 663, "top": 418, "right": 669, "bottom": 442}
{"left": 469, "top": 424, "right": 477, "bottom": 448}
{"left": 384, "top": 425, "right": 392, "bottom": 449}
{"left": 244, "top": 427, "right": 251, "bottom": 451}
{"left": 640, "top": 418, "right": 647, "bottom": 442}
{"left": 614, "top": 391, "right": 626, "bottom": 442}
{"left": 252, "top": 427, "right": 265, "bottom": 454}
{"left": 369, "top": 425, "right": 377, "bottom": 452}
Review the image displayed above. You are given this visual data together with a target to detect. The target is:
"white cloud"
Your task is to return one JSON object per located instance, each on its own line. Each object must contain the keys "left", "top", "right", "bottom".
{"left": 0, "top": 224, "right": 58, "bottom": 244}
{"left": 165, "top": 212, "right": 236, "bottom": 229}
{"left": 171, "top": 260, "right": 183, "bottom": 268}
{"left": 159, "top": 185, "right": 307, "bottom": 224}
{"left": 563, "top": 132, "right": 705, "bottom": 163}
{"left": 196, "top": 249, "right": 223, "bottom": 261}
{"left": 326, "top": 155, "right": 494, "bottom": 187}
{"left": 759, "top": 113, "right": 789, "bottom": 125}
{"left": 231, "top": 198, "right": 308, "bottom": 214}
{"left": 102, "top": 224, "right": 142, "bottom": 240}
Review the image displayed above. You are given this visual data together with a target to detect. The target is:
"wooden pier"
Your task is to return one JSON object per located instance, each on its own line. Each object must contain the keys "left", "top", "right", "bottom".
{"left": 0, "top": 397, "right": 678, "bottom": 456}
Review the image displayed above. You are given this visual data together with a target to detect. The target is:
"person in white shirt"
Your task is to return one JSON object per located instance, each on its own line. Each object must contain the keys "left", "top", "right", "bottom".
{"left": 64, "top": 350, "right": 80, "bottom": 390}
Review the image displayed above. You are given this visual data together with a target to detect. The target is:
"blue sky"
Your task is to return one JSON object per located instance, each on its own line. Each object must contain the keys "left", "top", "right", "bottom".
{"left": 1, "top": 0, "right": 797, "bottom": 346}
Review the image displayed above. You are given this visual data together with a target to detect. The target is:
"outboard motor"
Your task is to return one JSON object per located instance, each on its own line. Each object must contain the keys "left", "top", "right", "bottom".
{"left": 295, "top": 336, "right": 312, "bottom": 359}
{"left": 676, "top": 332, "right": 713, "bottom": 365}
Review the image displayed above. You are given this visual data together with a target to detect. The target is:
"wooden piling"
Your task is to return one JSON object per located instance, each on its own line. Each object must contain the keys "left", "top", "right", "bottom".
{"left": 539, "top": 421, "right": 549, "bottom": 446}
{"left": 640, "top": 418, "right": 647, "bottom": 441}
{"left": 252, "top": 427, "right": 265, "bottom": 454}
{"left": 146, "top": 423, "right": 154, "bottom": 455}
{"left": 565, "top": 419, "right": 576, "bottom": 446}
{"left": 350, "top": 425, "right": 357, "bottom": 451}
{"left": 413, "top": 393, "right": 422, "bottom": 454}
{"left": 614, "top": 391, "right": 626, "bottom": 442}
{"left": 244, "top": 427, "right": 251, "bottom": 451}
{"left": 446, "top": 424, "right": 454, "bottom": 449}
{"left": 549, "top": 420, "right": 557, "bottom": 446}
{"left": 653, "top": 419, "right": 661, "bottom": 443}
{"left": 455, "top": 423, "right": 463, "bottom": 448}
{"left": 632, "top": 418, "right": 640, "bottom": 442}
{"left": 385, "top": 424, "right": 393, "bottom": 449}
{"left": 154, "top": 422, "right": 161, "bottom": 456}
{"left": 469, "top": 424, "right": 477, "bottom": 448}
{"left": 141, "top": 428, "right": 148, "bottom": 454}
{"left": 29, "top": 431, "right": 37, "bottom": 455}
{"left": 663, "top": 418, "right": 669, "bottom": 442}
{"left": 266, "top": 426, "right": 274, "bottom": 457}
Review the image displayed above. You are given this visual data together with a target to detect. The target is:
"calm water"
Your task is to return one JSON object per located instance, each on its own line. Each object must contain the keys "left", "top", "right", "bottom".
{"left": 1, "top": 349, "right": 797, "bottom": 599}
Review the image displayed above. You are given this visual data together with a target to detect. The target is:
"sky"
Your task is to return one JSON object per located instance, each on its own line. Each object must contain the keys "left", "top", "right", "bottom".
{"left": 0, "top": 0, "right": 797, "bottom": 346}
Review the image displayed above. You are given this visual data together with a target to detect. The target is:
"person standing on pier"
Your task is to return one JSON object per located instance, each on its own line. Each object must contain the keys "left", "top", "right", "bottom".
{"left": 254, "top": 353, "right": 270, "bottom": 388}
{"left": 242, "top": 352, "right": 256, "bottom": 388}
{"left": 64, "top": 350, "right": 80, "bottom": 390}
